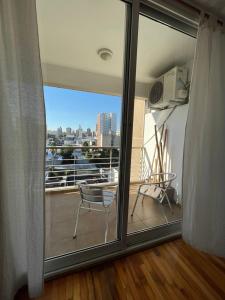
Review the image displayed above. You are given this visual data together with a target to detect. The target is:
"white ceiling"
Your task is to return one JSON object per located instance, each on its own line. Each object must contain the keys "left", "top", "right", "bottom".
{"left": 36, "top": 0, "right": 196, "bottom": 85}
{"left": 136, "top": 17, "right": 195, "bottom": 81}
{"left": 183, "top": 0, "right": 225, "bottom": 20}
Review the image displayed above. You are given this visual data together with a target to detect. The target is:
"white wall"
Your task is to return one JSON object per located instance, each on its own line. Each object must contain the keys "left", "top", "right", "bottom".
{"left": 130, "top": 98, "right": 146, "bottom": 182}
{"left": 143, "top": 104, "right": 188, "bottom": 203}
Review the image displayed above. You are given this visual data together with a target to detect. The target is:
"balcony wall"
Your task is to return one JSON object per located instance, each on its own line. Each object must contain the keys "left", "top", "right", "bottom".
{"left": 144, "top": 104, "right": 188, "bottom": 203}
{"left": 130, "top": 98, "right": 146, "bottom": 182}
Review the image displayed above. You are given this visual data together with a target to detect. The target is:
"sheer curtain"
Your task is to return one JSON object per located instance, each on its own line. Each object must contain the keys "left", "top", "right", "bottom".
{"left": 183, "top": 15, "right": 225, "bottom": 257}
{"left": 0, "top": 0, "right": 45, "bottom": 299}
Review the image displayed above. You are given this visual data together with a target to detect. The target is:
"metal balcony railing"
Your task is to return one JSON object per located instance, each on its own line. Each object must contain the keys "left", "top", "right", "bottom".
{"left": 45, "top": 146, "right": 151, "bottom": 190}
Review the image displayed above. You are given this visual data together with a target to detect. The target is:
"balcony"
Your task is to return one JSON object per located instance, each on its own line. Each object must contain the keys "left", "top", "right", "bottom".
{"left": 45, "top": 146, "right": 181, "bottom": 258}
{"left": 45, "top": 146, "right": 120, "bottom": 189}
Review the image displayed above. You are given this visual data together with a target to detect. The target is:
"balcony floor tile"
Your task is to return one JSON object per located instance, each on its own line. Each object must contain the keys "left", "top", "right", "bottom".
{"left": 45, "top": 184, "right": 181, "bottom": 258}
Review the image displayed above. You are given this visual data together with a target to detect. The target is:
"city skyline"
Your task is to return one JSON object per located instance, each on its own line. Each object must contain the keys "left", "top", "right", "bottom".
{"left": 48, "top": 125, "right": 95, "bottom": 133}
{"left": 44, "top": 86, "right": 121, "bottom": 131}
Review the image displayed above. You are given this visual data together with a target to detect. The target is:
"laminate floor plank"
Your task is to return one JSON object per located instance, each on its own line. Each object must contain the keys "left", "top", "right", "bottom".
{"left": 15, "top": 239, "right": 225, "bottom": 300}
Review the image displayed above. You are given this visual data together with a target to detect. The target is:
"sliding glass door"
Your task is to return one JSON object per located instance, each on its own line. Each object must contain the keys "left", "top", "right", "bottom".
{"left": 36, "top": 0, "right": 126, "bottom": 259}
{"left": 127, "top": 13, "right": 196, "bottom": 236}
{"left": 36, "top": 0, "right": 197, "bottom": 276}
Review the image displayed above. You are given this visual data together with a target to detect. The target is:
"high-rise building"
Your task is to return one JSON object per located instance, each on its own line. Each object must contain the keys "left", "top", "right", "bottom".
{"left": 96, "top": 113, "right": 117, "bottom": 146}
{"left": 86, "top": 128, "right": 92, "bottom": 136}
{"left": 57, "top": 126, "right": 63, "bottom": 137}
{"left": 96, "top": 113, "right": 116, "bottom": 135}
{"left": 66, "top": 127, "right": 72, "bottom": 135}
{"left": 77, "top": 125, "right": 83, "bottom": 138}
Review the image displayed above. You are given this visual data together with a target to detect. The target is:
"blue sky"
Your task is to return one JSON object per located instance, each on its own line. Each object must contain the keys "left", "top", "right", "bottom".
{"left": 44, "top": 86, "right": 121, "bottom": 131}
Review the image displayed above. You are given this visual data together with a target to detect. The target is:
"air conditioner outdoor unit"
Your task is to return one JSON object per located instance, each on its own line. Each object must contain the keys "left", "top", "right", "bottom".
{"left": 148, "top": 66, "right": 188, "bottom": 110}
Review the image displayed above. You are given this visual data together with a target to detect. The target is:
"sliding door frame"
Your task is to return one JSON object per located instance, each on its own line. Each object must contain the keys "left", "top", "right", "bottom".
{"left": 125, "top": 0, "right": 198, "bottom": 248}
{"left": 44, "top": 0, "right": 198, "bottom": 277}
{"left": 45, "top": 0, "right": 140, "bottom": 276}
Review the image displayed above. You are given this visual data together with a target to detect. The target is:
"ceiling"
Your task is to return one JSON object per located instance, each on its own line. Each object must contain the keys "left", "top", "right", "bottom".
{"left": 183, "top": 0, "right": 225, "bottom": 20}
{"left": 36, "top": 0, "right": 196, "bottom": 85}
{"left": 136, "top": 16, "right": 195, "bottom": 81}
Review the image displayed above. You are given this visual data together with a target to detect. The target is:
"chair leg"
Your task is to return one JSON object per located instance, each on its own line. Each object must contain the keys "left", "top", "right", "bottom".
{"left": 104, "top": 207, "right": 110, "bottom": 243}
{"left": 165, "top": 193, "right": 172, "bottom": 211}
{"left": 162, "top": 208, "right": 169, "bottom": 224}
{"left": 131, "top": 193, "right": 140, "bottom": 216}
{"left": 73, "top": 200, "right": 82, "bottom": 239}
{"left": 158, "top": 193, "right": 169, "bottom": 224}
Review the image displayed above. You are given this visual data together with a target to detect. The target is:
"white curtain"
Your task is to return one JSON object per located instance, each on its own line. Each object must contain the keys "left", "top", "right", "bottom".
{"left": 183, "top": 15, "right": 225, "bottom": 257}
{"left": 0, "top": 0, "right": 45, "bottom": 299}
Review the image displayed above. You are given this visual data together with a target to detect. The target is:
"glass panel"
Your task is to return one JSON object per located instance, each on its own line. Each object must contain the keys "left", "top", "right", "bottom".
{"left": 128, "top": 14, "right": 196, "bottom": 234}
{"left": 36, "top": 0, "right": 126, "bottom": 258}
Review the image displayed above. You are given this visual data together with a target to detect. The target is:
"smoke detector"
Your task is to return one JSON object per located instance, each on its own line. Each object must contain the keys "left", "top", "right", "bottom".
{"left": 97, "top": 48, "right": 113, "bottom": 61}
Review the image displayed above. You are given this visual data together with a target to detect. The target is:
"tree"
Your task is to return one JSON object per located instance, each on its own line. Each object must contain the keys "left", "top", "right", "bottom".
{"left": 82, "top": 141, "right": 90, "bottom": 157}
{"left": 112, "top": 148, "right": 119, "bottom": 167}
{"left": 60, "top": 148, "right": 74, "bottom": 164}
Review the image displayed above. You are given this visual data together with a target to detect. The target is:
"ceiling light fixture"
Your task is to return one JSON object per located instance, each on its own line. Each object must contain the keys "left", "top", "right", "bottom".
{"left": 97, "top": 48, "right": 113, "bottom": 61}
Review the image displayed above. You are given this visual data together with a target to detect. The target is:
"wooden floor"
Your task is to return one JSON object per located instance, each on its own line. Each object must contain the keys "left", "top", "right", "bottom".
{"left": 16, "top": 239, "right": 225, "bottom": 300}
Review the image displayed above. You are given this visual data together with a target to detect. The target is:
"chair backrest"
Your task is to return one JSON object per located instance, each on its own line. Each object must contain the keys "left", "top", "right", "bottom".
{"left": 79, "top": 184, "right": 104, "bottom": 203}
{"left": 149, "top": 172, "right": 176, "bottom": 187}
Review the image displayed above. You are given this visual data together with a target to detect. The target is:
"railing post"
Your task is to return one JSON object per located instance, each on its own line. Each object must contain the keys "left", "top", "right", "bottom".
{"left": 140, "top": 147, "right": 144, "bottom": 182}
{"left": 109, "top": 148, "right": 112, "bottom": 180}
{"left": 74, "top": 154, "right": 76, "bottom": 187}
{"left": 51, "top": 150, "right": 54, "bottom": 167}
